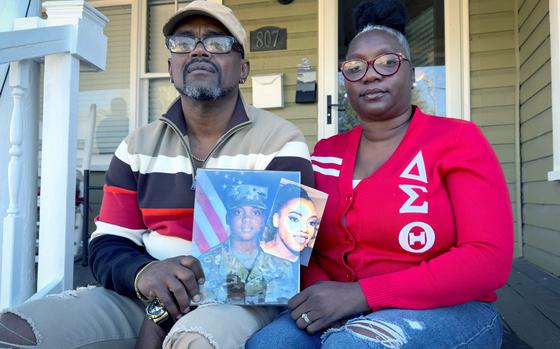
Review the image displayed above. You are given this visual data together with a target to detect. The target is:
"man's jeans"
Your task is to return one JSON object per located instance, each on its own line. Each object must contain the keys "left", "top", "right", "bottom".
{"left": 0, "top": 286, "right": 278, "bottom": 349}
{"left": 247, "top": 301, "right": 502, "bottom": 349}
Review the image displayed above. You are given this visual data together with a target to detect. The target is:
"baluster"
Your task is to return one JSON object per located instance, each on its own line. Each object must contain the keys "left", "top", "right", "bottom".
{"left": 1, "top": 60, "right": 31, "bottom": 308}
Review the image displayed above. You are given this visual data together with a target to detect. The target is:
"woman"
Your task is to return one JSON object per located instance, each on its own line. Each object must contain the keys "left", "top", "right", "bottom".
{"left": 260, "top": 184, "right": 319, "bottom": 263}
{"left": 247, "top": 1, "right": 513, "bottom": 348}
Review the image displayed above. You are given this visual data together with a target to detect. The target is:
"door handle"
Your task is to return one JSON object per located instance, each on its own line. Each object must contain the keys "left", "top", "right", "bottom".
{"left": 327, "top": 95, "right": 345, "bottom": 125}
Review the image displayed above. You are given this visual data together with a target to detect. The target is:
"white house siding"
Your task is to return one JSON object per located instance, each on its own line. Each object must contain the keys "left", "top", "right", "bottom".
{"left": 517, "top": 0, "right": 560, "bottom": 275}
{"left": 469, "top": 0, "right": 520, "bottom": 254}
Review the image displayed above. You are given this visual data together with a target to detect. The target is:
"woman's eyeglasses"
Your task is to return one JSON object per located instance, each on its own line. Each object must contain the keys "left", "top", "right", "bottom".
{"left": 340, "top": 53, "right": 410, "bottom": 82}
{"left": 165, "top": 35, "right": 244, "bottom": 56}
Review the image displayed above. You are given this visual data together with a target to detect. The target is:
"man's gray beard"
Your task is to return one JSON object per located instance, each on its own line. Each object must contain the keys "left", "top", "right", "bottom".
{"left": 180, "top": 85, "right": 227, "bottom": 101}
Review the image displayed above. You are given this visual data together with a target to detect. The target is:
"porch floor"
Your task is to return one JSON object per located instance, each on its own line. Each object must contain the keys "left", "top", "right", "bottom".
{"left": 497, "top": 258, "right": 560, "bottom": 349}
{"left": 73, "top": 257, "right": 560, "bottom": 348}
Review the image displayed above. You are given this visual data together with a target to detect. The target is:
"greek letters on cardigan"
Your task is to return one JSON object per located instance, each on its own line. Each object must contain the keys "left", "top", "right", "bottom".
{"left": 398, "top": 151, "right": 435, "bottom": 253}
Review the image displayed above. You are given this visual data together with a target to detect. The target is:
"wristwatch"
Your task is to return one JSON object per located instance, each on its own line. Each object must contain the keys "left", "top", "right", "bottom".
{"left": 145, "top": 298, "right": 175, "bottom": 332}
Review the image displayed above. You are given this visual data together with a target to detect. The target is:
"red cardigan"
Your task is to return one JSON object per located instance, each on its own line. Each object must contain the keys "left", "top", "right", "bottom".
{"left": 305, "top": 107, "right": 513, "bottom": 311}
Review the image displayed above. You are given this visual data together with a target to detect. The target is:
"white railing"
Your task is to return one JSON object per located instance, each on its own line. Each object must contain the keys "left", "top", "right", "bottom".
{"left": 0, "top": 0, "right": 108, "bottom": 308}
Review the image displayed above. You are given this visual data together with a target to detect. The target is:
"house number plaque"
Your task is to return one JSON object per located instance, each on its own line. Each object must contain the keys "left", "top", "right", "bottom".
{"left": 250, "top": 26, "right": 287, "bottom": 52}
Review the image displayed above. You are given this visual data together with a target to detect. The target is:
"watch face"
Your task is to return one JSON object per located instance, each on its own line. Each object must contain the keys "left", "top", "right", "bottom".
{"left": 146, "top": 299, "right": 168, "bottom": 321}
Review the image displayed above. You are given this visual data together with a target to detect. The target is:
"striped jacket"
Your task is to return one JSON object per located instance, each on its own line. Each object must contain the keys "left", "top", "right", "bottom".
{"left": 89, "top": 95, "right": 314, "bottom": 297}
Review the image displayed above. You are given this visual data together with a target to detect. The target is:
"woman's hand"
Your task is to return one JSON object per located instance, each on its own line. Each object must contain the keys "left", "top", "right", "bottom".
{"left": 288, "top": 281, "right": 370, "bottom": 333}
{"left": 133, "top": 318, "right": 166, "bottom": 349}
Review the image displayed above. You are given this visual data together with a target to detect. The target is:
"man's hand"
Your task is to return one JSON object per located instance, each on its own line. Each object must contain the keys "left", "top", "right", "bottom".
{"left": 136, "top": 256, "right": 205, "bottom": 320}
{"left": 288, "top": 281, "right": 369, "bottom": 334}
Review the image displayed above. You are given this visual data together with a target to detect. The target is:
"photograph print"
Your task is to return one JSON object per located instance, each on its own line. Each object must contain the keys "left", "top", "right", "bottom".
{"left": 192, "top": 169, "right": 301, "bottom": 305}
{"left": 259, "top": 178, "right": 328, "bottom": 266}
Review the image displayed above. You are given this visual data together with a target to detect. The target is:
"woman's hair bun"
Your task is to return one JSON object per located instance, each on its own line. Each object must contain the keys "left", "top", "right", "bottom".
{"left": 353, "top": 0, "right": 408, "bottom": 35}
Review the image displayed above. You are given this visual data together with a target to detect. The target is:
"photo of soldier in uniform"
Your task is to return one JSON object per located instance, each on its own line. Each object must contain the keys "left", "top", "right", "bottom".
{"left": 260, "top": 179, "right": 328, "bottom": 266}
{"left": 192, "top": 169, "right": 301, "bottom": 305}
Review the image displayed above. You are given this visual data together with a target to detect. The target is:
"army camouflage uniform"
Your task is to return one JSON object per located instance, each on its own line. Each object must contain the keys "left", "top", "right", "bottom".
{"left": 199, "top": 238, "right": 298, "bottom": 305}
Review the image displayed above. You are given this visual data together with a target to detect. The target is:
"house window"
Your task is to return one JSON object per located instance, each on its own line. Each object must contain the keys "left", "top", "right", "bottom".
{"left": 549, "top": 0, "right": 560, "bottom": 181}
{"left": 36, "top": 3, "right": 133, "bottom": 170}
{"left": 142, "top": 0, "right": 191, "bottom": 122}
{"left": 78, "top": 4, "right": 132, "bottom": 169}
{"left": 147, "top": 0, "right": 175, "bottom": 74}
{"left": 143, "top": 1, "right": 221, "bottom": 122}
{"left": 148, "top": 78, "right": 180, "bottom": 122}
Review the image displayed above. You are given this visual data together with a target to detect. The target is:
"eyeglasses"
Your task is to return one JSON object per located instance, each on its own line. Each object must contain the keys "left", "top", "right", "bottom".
{"left": 340, "top": 53, "right": 410, "bottom": 82}
{"left": 165, "top": 35, "right": 244, "bottom": 56}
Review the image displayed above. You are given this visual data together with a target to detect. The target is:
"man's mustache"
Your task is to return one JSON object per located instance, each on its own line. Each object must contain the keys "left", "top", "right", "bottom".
{"left": 183, "top": 58, "right": 221, "bottom": 77}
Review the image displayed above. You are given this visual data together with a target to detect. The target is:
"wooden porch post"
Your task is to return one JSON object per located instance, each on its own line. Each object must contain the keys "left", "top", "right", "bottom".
{"left": 36, "top": 53, "right": 80, "bottom": 292}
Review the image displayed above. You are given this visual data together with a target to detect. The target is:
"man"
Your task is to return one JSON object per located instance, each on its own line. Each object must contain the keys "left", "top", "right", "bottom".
{"left": 200, "top": 184, "right": 297, "bottom": 305}
{"left": 0, "top": 1, "right": 313, "bottom": 348}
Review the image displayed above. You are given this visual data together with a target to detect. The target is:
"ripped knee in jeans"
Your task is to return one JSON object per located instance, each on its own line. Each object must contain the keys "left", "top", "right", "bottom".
{"left": 163, "top": 328, "right": 218, "bottom": 349}
{"left": 0, "top": 311, "right": 39, "bottom": 346}
{"left": 324, "top": 317, "right": 407, "bottom": 349}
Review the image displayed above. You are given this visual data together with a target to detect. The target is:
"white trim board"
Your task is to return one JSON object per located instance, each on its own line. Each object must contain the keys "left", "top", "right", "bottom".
{"left": 316, "top": 0, "right": 338, "bottom": 139}
{"left": 444, "top": 0, "right": 470, "bottom": 120}
{"left": 549, "top": 0, "right": 560, "bottom": 181}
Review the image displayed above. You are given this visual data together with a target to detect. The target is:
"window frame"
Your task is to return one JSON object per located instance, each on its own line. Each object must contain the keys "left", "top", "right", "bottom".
{"left": 138, "top": 0, "right": 223, "bottom": 127}
{"left": 139, "top": 0, "right": 177, "bottom": 128}
{"left": 88, "top": 0, "right": 223, "bottom": 170}
{"left": 87, "top": 0, "right": 137, "bottom": 171}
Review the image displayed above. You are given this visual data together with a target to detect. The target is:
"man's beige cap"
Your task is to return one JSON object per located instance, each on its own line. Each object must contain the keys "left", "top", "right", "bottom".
{"left": 162, "top": 0, "right": 246, "bottom": 52}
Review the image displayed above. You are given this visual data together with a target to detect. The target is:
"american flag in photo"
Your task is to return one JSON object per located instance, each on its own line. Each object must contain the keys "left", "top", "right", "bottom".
{"left": 192, "top": 171, "right": 230, "bottom": 256}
